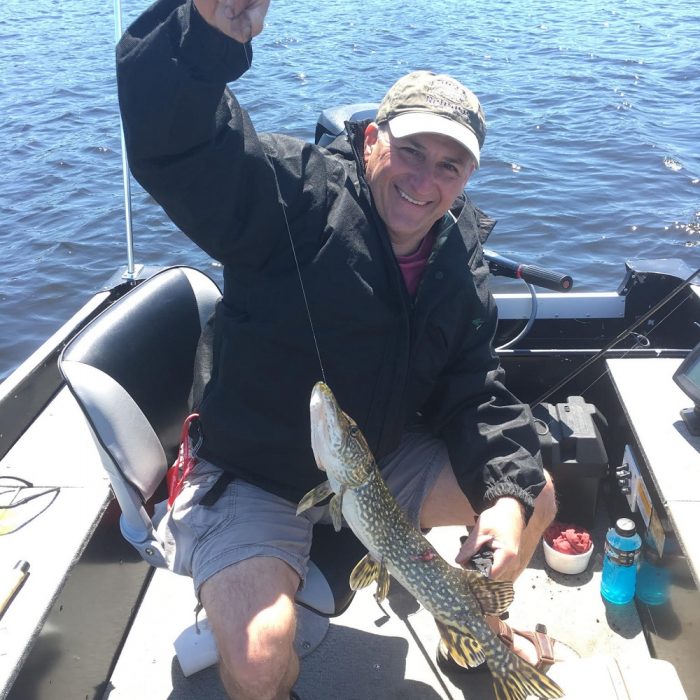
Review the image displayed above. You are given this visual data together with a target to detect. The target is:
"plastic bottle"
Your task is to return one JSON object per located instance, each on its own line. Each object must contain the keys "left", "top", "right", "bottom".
{"left": 601, "top": 517, "right": 641, "bottom": 604}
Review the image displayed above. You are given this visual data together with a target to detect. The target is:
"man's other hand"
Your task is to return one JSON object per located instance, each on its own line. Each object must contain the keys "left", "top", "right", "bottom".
{"left": 455, "top": 498, "right": 526, "bottom": 581}
{"left": 194, "top": 0, "right": 270, "bottom": 43}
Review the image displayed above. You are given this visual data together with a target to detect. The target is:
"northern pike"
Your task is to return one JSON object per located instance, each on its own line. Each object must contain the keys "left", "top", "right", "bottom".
{"left": 298, "top": 382, "right": 563, "bottom": 700}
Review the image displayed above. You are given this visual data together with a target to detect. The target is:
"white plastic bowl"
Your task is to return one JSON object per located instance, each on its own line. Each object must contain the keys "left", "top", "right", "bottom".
{"left": 543, "top": 537, "right": 594, "bottom": 575}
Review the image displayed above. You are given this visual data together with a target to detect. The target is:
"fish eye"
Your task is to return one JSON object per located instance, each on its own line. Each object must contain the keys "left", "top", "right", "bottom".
{"left": 348, "top": 425, "right": 359, "bottom": 437}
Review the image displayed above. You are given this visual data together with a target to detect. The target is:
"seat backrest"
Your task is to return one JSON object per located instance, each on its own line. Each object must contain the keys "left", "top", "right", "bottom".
{"left": 59, "top": 267, "right": 221, "bottom": 566}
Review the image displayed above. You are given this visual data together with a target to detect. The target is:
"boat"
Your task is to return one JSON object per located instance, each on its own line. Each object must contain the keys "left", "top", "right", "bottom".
{"left": 1, "top": 57, "right": 699, "bottom": 700}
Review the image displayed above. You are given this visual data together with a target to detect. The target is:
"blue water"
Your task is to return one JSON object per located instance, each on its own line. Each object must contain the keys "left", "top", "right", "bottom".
{"left": 1, "top": 0, "right": 699, "bottom": 380}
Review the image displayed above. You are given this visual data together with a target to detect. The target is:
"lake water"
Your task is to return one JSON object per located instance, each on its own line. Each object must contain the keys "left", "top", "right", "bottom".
{"left": 1, "top": 0, "right": 699, "bottom": 380}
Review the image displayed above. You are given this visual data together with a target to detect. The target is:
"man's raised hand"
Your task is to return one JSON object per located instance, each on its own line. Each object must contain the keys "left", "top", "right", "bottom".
{"left": 194, "top": 0, "right": 270, "bottom": 43}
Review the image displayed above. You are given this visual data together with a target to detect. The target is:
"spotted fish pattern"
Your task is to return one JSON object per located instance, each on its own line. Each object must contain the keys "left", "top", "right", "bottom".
{"left": 298, "top": 382, "right": 563, "bottom": 700}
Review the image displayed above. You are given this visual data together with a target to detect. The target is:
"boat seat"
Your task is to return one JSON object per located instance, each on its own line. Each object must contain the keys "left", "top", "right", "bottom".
{"left": 58, "top": 266, "right": 364, "bottom": 673}
{"left": 59, "top": 267, "right": 219, "bottom": 569}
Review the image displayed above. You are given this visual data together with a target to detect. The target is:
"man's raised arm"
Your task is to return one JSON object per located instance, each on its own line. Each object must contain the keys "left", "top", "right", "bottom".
{"left": 116, "top": 0, "right": 281, "bottom": 264}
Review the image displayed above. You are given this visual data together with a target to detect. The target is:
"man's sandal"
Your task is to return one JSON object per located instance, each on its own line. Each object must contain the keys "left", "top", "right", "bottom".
{"left": 436, "top": 616, "right": 579, "bottom": 675}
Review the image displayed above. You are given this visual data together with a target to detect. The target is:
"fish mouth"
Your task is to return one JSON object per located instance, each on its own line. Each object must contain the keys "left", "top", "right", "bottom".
{"left": 310, "top": 381, "right": 348, "bottom": 474}
{"left": 310, "top": 382, "right": 337, "bottom": 422}
{"left": 310, "top": 382, "right": 339, "bottom": 472}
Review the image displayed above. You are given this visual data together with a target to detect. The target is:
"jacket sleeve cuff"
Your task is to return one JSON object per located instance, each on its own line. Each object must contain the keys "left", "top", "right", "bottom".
{"left": 180, "top": 0, "right": 252, "bottom": 83}
{"left": 482, "top": 481, "right": 536, "bottom": 525}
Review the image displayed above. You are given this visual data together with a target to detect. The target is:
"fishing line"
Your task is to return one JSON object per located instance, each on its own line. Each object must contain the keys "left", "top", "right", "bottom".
{"left": 550, "top": 291, "right": 693, "bottom": 405}
{"left": 277, "top": 184, "right": 328, "bottom": 385}
{"left": 532, "top": 265, "right": 700, "bottom": 407}
{"left": 239, "top": 42, "right": 327, "bottom": 384}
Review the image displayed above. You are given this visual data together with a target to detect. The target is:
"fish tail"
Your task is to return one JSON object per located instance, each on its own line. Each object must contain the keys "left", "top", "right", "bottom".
{"left": 491, "top": 654, "right": 564, "bottom": 700}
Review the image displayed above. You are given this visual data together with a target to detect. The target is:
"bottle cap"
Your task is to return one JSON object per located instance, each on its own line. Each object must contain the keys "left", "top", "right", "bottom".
{"left": 615, "top": 517, "right": 636, "bottom": 537}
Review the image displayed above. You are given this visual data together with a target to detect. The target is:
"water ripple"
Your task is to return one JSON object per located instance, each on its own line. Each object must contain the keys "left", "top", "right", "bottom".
{"left": 1, "top": 0, "right": 699, "bottom": 378}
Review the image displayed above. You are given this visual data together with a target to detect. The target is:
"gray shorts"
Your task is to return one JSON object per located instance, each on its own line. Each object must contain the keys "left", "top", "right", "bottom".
{"left": 156, "top": 432, "right": 449, "bottom": 594}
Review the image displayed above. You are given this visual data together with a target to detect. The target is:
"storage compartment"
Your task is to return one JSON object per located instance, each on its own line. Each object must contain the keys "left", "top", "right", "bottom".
{"left": 533, "top": 396, "right": 608, "bottom": 528}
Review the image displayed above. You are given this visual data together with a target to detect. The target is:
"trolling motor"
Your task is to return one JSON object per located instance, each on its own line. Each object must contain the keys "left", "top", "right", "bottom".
{"left": 484, "top": 249, "right": 573, "bottom": 292}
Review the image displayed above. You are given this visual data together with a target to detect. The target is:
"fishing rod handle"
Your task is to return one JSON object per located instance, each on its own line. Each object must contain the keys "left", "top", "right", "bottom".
{"left": 518, "top": 264, "right": 573, "bottom": 292}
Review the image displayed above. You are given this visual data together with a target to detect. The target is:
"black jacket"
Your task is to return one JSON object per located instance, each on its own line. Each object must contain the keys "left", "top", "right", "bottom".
{"left": 116, "top": 0, "right": 546, "bottom": 515}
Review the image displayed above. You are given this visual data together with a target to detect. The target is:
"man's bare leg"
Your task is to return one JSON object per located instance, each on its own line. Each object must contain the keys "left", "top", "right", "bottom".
{"left": 200, "top": 556, "right": 300, "bottom": 700}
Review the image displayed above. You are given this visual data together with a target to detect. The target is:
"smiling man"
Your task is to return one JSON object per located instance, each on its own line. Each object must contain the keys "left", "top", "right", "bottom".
{"left": 117, "top": 2, "right": 559, "bottom": 699}
{"left": 364, "top": 72, "right": 481, "bottom": 256}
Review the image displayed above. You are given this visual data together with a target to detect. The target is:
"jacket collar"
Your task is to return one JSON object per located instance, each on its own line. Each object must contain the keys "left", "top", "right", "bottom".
{"left": 321, "top": 120, "right": 371, "bottom": 176}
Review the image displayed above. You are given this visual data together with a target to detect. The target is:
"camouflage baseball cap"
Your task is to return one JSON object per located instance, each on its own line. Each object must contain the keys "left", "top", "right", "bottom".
{"left": 376, "top": 71, "right": 486, "bottom": 166}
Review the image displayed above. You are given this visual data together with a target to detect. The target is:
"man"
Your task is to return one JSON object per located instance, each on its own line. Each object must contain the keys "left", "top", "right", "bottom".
{"left": 117, "top": 1, "right": 559, "bottom": 698}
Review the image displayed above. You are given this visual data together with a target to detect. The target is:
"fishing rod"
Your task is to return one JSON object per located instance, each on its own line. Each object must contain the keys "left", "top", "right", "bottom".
{"left": 113, "top": 0, "right": 137, "bottom": 280}
{"left": 533, "top": 265, "right": 700, "bottom": 407}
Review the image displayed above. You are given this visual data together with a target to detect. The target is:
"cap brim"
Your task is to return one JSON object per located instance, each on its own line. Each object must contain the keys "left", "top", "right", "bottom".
{"left": 387, "top": 112, "right": 481, "bottom": 166}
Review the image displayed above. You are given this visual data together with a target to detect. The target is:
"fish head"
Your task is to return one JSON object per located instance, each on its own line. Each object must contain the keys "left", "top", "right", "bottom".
{"left": 310, "top": 382, "right": 374, "bottom": 487}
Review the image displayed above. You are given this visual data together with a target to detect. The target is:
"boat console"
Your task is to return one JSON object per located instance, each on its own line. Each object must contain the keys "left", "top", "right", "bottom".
{"left": 606, "top": 355, "right": 700, "bottom": 698}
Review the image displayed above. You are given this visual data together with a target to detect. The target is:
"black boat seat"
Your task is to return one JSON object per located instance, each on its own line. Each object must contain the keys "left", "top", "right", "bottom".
{"left": 60, "top": 267, "right": 220, "bottom": 569}
{"left": 59, "top": 266, "right": 363, "bottom": 671}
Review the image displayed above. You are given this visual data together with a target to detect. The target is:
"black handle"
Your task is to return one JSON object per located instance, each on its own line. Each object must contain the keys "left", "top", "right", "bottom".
{"left": 483, "top": 249, "right": 573, "bottom": 292}
{"left": 518, "top": 263, "right": 573, "bottom": 292}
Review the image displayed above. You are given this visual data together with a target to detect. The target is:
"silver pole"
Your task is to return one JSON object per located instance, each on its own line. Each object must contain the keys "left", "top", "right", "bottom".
{"left": 113, "top": 0, "right": 136, "bottom": 279}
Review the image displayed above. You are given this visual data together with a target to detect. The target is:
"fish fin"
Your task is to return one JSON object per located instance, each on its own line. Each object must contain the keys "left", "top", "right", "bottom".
{"left": 329, "top": 488, "right": 344, "bottom": 532}
{"left": 464, "top": 570, "right": 514, "bottom": 616}
{"left": 296, "top": 481, "right": 334, "bottom": 515}
{"left": 349, "top": 554, "right": 380, "bottom": 591}
{"left": 491, "top": 653, "right": 564, "bottom": 700}
{"left": 434, "top": 620, "right": 486, "bottom": 668}
{"left": 374, "top": 560, "right": 392, "bottom": 602}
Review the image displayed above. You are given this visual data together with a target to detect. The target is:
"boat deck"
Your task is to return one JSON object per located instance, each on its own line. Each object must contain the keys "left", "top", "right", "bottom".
{"left": 104, "top": 517, "right": 667, "bottom": 700}
{"left": 0, "top": 385, "right": 691, "bottom": 700}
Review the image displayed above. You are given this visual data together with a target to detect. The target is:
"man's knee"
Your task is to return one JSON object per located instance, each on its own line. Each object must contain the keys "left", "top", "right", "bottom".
{"left": 200, "top": 557, "right": 300, "bottom": 699}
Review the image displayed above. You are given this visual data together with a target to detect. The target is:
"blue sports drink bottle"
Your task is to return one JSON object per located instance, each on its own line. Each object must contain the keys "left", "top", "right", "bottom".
{"left": 601, "top": 517, "right": 641, "bottom": 604}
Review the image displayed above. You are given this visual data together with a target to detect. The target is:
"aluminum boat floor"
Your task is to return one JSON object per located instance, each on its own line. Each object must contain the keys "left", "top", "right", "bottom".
{"left": 0, "top": 389, "right": 683, "bottom": 699}
{"left": 102, "top": 519, "right": 669, "bottom": 700}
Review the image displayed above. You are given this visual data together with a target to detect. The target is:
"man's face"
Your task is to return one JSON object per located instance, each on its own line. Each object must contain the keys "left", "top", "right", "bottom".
{"left": 363, "top": 123, "right": 476, "bottom": 255}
